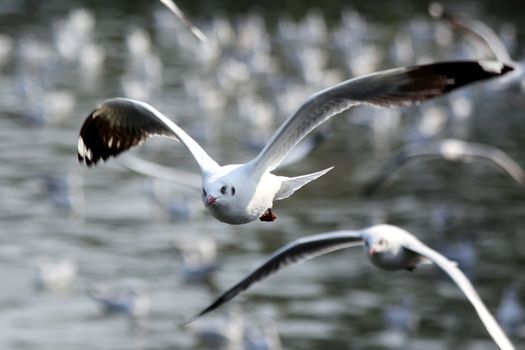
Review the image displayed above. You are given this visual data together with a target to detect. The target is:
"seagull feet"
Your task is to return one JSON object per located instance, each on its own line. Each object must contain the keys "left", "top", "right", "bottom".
{"left": 259, "top": 208, "right": 277, "bottom": 222}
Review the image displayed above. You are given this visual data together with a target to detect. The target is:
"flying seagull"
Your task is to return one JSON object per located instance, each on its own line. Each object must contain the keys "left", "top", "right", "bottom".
{"left": 77, "top": 60, "right": 512, "bottom": 225}
{"left": 185, "top": 224, "right": 515, "bottom": 350}
{"left": 428, "top": 2, "right": 512, "bottom": 63}
{"left": 360, "top": 138, "right": 525, "bottom": 197}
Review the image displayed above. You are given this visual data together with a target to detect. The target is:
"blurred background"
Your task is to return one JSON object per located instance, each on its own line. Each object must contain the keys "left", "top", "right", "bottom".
{"left": 1, "top": 0, "right": 525, "bottom": 349}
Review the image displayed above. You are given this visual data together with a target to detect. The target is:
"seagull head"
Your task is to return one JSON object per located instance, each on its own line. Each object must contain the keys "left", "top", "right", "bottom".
{"left": 202, "top": 181, "right": 237, "bottom": 209}
{"left": 364, "top": 235, "right": 389, "bottom": 256}
{"left": 363, "top": 225, "right": 397, "bottom": 256}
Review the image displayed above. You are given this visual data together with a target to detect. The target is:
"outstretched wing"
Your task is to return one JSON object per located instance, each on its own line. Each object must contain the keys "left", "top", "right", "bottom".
{"left": 404, "top": 239, "right": 515, "bottom": 350}
{"left": 249, "top": 61, "right": 513, "bottom": 177}
{"left": 463, "top": 141, "right": 525, "bottom": 185}
{"left": 77, "top": 98, "right": 219, "bottom": 175}
{"left": 184, "top": 230, "right": 364, "bottom": 324}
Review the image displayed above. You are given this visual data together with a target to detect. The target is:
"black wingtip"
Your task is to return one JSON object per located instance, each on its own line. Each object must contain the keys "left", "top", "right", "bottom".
{"left": 179, "top": 305, "right": 217, "bottom": 327}
{"left": 412, "top": 60, "right": 514, "bottom": 95}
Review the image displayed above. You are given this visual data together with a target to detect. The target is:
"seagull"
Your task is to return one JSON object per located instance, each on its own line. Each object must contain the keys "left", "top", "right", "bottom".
{"left": 77, "top": 60, "right": 512, "bottom": 225}
{"left": 428, "top": 3, "right": 513, "bottom": 63}
{"left": 497, "top": 283, "right": 524, "bottom": 337}
{"left": 34, "top": 257, "right": 78, "bottom": 292}
{"left": 176, "top": 236, "right": 219, "bottom": 283}
{"left": 185, "top": 224, "right": 515, "bottom": 350}
{"left": 360, "top": 138, "right": 525, "bottom": 197}
{"left": 88, "top": 283, "right": 150, "bottom": 318}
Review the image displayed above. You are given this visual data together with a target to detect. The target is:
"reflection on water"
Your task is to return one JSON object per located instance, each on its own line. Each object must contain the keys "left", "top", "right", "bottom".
{"left": 1, "top": 1, "right": 525, "bottom": 349}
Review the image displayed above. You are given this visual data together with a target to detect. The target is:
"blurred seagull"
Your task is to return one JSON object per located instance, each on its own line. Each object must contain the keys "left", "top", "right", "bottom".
{"left": 497, "top": 283, "right": 524, "bottom": 337}
{"left": 428, "top": 3, "right": 513, "bottom": 63}
{"left": 185, "top": 224, "right": 515, "bottom": 350}
{"left": 77, "top": 61, "right": 512, "bottom": 225}
{"left": 89, "top": 283, "right": 150, "bottom": 318}
{"left": 360, "top": 138, "right": 525, "bottom": 197}
{"left": 175, "top": 237, "right": 219, "bottom": 283}
{"left": 158, "top": 0, "right": 207, "bottom": 43}
{"left": 429, "top": 3, "right": 525, "bottom": 92}
{"left": 35, "top": 257, "right": 77, "bottom": 292}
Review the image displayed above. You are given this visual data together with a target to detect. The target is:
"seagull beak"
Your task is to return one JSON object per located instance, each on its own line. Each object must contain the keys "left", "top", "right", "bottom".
{"left": 206, "top": 196, "right": 217, "bottom": 206}
{"left": 368, "top": 247, "right": 376, "bottom": 255}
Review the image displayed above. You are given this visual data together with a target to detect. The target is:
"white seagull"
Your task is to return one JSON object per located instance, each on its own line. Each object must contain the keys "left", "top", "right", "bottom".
{"left": 185, "top": 224, "right": 515, "bottom": 350}
{"left": 360, "top": 138, "right": 525, "bottom": 197}
{"left": 77, "top": 61, "right": 512, "bottom": 225}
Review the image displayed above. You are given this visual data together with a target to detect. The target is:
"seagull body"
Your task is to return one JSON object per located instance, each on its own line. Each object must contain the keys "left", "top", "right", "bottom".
{"left": 78, "top": 61, "right": 512, "bottom": 225}
{"left": 360, "top": 138, "right": 525, "bottom": 197}
{"left": 187, "top": 224, "right": 514, "bottom": 350}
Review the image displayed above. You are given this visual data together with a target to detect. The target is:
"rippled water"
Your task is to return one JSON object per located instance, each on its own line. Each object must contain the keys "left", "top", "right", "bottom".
{"left": 1, "top": 1, "right": 525, "bottom": 349}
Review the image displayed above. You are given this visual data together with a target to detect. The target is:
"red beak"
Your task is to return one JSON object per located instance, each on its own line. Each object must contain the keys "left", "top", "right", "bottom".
{"left": 206, "top": 196, "right": 217, "bottom": 206}
{"left": 368, "top": 247, "right": 376, "bottom": 255}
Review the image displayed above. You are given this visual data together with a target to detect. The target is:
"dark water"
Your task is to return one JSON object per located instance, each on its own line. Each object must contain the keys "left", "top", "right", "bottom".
{"left": 1, "top": 1, "right": 525, "bottom": 349}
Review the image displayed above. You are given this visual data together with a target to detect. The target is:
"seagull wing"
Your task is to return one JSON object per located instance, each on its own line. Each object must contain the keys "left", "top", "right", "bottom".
{"left": 248, "top": 61, "right": 513, "bottom": 177}
{"left": 362, "top": 138, "right": 525, "bottom": 196}
{"left": 436, "top": 10, "right": 512, "bottom": 63}
{"left": 185, "top": 230, "right": 364, "bottom": 324}
{"left": 403, "top": 239, "right": 515, "bottom": 350}
{"left": 117, "top": 155, "right": 201, "bottom": 190}
{"left": 77, "top": 98, "right": 219, "bottom": 175}
{"left": 463, "top": 142, "right": 525, "bottom": 185}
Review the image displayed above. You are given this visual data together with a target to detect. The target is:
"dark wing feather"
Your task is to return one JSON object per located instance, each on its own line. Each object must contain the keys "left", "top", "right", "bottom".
{"left": 183, "top": 230, "right": 364, "bottom": 324}
{"left": 78, "top": 99, "right": 174, "bottom": 166}
{"left": 77, "top": 98, "right": 218, "bottom": 172}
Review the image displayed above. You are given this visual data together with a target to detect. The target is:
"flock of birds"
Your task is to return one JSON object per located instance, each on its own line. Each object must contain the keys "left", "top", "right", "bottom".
{"left": 6, "top": 0, "right": 525, "bottom": 349}
{"left": 70, "top": 1, "right": 525, "bottom": 349}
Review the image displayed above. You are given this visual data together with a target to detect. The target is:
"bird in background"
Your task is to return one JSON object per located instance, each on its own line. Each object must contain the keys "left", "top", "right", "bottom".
{"left": 359, "top": 138, "right": 525, "bottom": 197}
{"left": 428, "top": 2, "right": 513, "bottom": 63}
{"left": 429, "top": 2, "right": 524, "bottom": 89}
{"left": 77, "top": 61, "right": 512, "bottom": 225}
{"left": 185, "top": 224, "right": 515, "bottom": 350}
{"left": 497, "top": 283, "right": 524, "bottom": 338}
{"left": 88, "top": 282, "right": 150, "bottom": 319}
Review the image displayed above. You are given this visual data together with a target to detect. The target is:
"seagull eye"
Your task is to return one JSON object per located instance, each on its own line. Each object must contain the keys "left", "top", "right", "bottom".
{"left": 220, "top": 186, "right": 227, "bottom": 195}
{"left": 379, "top": 238, "right": 385, "bottom": 245}
{"left": 202, "top": 188, "right": 207, "bottom": 196}
{"left": 231, "top": 187, "right": 236, "bottom": 196}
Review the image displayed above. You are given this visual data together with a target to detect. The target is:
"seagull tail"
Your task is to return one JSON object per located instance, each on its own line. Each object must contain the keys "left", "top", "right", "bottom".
{"left": 274, "top": 166, "right": 334, "bottom": 201}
